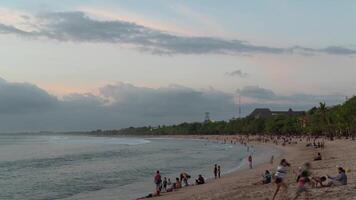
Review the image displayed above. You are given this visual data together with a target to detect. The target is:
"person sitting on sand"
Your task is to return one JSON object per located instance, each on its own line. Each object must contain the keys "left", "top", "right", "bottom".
{"left": 195, "top": 174, "right": 205, "bottom": 185}
{"left": 272, "top": 159, "right": 291, "bottom": 200}
{"left": 166, "top": 177, "right": 182, "bottom": 192}
{"left": 175, "top": 177, "right": 182, "bottom": 189}
{"left": 137, "top": 192, "right": 160, "bottom": 199}
{"left": 325, "top": 167, "right": 347, "bottom": 187}
{"left": 253, "top": 170, "right": 272, "bottom": 185}
{"left": 314, "top": 152, "right": 322, "bottom": 161}
{"left": 263, "top": 170, "right": 272, "bottom": 184}
{"left": 311, "top": 176, "right": 327, "bottom": 188}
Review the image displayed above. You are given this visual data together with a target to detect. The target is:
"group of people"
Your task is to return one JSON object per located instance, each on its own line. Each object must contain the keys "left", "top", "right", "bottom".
{"left": 270, "top": 158, "right": 348, "bottom": 200}
{"left": 139, "top": 135, "right": 349, "bottom": 199}
{"left": 139, "top": 170, "right": 206, "bottom": 199}
{"left": 213, "top": 164, "right": 221, "bottom": 179}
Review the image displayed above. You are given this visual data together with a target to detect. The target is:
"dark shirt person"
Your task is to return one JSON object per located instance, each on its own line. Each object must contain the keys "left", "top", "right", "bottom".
{"left": 154, "top": 171, "right": 162, "bottom": 195}
{"left": 214, "top": 164, "right": 218, "bottom": 179}
{"left": 314, "top": 153, "right": 322, "bottom": 161}
{"left": 196, "top": 174, "right": 205, "bottom": 185}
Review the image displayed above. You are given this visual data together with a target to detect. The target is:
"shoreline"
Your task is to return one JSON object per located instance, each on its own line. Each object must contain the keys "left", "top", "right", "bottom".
{"left": 146, "top": 135, "right": 356, "bottom": 200}
{"left": 148, "top": 135, "right": 284, "bottom": 180}
{"left": 151, "top": 135, "right": 290, "bottom": 200}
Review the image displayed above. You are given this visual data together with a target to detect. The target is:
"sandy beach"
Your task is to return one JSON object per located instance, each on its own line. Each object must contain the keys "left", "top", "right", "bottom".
{"left": 153, "top": 136, "right": 356, "bottom": 200}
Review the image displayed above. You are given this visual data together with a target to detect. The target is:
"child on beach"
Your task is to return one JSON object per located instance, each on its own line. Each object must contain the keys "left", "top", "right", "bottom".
{"left": 272, "top": 159, "right": 291, "bottom": 200}
{"left": 162, "top": 177, "right": 167, "bottom": 192}
{"left": 293, "top": 163, "right": 312, "bottom": 200}
{"left": 253, "top": 170, "right": 272, "bottom": 185}
{"left": 311, "top": 176, "right": 327, "bottom": 187}
{"left": 175, "top": 177, "right": 182, "bottom": 189}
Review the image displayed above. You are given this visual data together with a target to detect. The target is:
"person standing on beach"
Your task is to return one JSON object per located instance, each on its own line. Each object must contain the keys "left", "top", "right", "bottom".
{"left": 163, "top": 177, "right": 167, "bottom": 192}
{"left": 214, "top": 164, "right": 218, "bottom": 179}
{"left": 217, "top": 165, "right": 221, "bottom": 178}
{"left": 270, "top": 155, "right": 274, "bottom": 165}
{"left": 167, "top": 178, "right": 171, "bottom": 187}
{"left": 248, "top": 155, "right": 253, "bottom": 169}
{"left": 272, "top": 159, "right": 291, "bottom": 200}
{"left": 154, "top": 170, "right": 162, "bottom": 195}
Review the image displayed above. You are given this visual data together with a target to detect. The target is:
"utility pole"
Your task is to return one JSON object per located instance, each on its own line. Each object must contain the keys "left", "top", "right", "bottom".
{"left": 204, "top": 112, "right": 210, "bottom": 123}
{"left": 238, "top": 94, "right": 242, "bottom": 118}
{"left": 236, "top": 90, "right": 242, "bottom": 118}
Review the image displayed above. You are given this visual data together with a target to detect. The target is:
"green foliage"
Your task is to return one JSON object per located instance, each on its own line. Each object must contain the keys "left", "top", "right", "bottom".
{"left": 95, "top": 96, "right": 356, "bottom": 136}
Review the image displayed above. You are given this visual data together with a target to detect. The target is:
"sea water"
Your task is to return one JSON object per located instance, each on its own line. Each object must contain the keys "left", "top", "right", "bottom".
{"left": 0, "top": 133, "right": 280, "bottom": 200}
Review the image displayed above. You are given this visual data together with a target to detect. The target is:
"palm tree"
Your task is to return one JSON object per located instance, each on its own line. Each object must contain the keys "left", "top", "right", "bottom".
{"left": 318, "top": 102, "right": 331, "bottom": 138}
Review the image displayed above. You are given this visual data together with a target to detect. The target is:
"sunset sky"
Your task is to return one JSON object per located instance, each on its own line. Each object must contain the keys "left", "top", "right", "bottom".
{"left": 0, "top": 0, "right": 355, "bottom": 132}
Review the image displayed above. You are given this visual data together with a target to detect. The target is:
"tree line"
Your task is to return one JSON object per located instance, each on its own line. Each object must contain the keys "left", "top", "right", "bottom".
{"left": 94, "top": 96, "right": 356, "bottom": 137}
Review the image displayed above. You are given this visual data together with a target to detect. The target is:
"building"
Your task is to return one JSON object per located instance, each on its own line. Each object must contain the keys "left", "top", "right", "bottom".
{"left": 249, "top": 108, "right": 305, "bottom": 119}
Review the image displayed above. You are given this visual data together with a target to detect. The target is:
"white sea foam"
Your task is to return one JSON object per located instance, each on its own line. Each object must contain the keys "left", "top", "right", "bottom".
{"left": 48, "top": 136, "right": 151, "bottom": 145}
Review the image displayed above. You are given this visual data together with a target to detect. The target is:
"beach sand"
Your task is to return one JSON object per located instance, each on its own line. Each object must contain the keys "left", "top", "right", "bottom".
{"left": 155, "top": 136, "right": 356, "bottom": 200}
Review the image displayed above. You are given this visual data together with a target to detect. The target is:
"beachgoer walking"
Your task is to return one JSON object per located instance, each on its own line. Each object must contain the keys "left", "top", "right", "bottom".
{"left": 218, "top": 165, "right": 221, "bottom": 178}
{"left": 270, "top": 155, "right": 274, "bottom": 165}
{"left": 293, "top": 163, "right": 312, "bottom": 200}
{"left": 248, "top": 155, "right": 253, "bottom": 169}
{"left": 214, "top": 164, "right": 218, "bottom": 179}
{"left": 272, "top": 159, "right": 291, "bottom": 200}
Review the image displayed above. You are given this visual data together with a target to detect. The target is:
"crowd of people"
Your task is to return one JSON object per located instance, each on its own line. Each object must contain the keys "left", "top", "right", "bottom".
{"left": 138, "top": 134, "right": 350, "bottom": 199}
{"left": 138, "top": 170, "right": 207, "bottom": 199}
{"left": 217, "top": 135, "right": 349, "bottom": 200}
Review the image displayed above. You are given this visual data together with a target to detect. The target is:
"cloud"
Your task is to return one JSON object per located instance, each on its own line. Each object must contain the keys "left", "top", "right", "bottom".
{"left": 99, "top": 82, "right": 233, "bottom": 118}
{"left": 0, "top": 78, "right": 59, "bottom": 114}
{"left": 225, "top": 69, "right": 248, "bottom": 78}
{"left": 0, "top": 23, "right": 32, "bottom": 36}
{"left": 0, "top": 11, "right": 355, "bottom": 55}
{"left": 237, "top": 85, "right": 344, "bottom": 106}
{"left": 237, "top": 86, "right": 276, "bottom": 100}
{"left": 320, "top": 46, "right": 356, "bottom": 55}
{"left": 0, "top": 78, "right": 347, "bottom": 132}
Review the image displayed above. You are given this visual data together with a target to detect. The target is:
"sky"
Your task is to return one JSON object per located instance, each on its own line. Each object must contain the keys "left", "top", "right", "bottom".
{"left": 0, "top": 0, "right": 355, "bottom": 132}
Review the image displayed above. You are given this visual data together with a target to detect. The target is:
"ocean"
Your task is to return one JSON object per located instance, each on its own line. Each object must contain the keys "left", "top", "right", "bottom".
{"left": 0, "top": 133, "right": 280, "bottom": 200}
